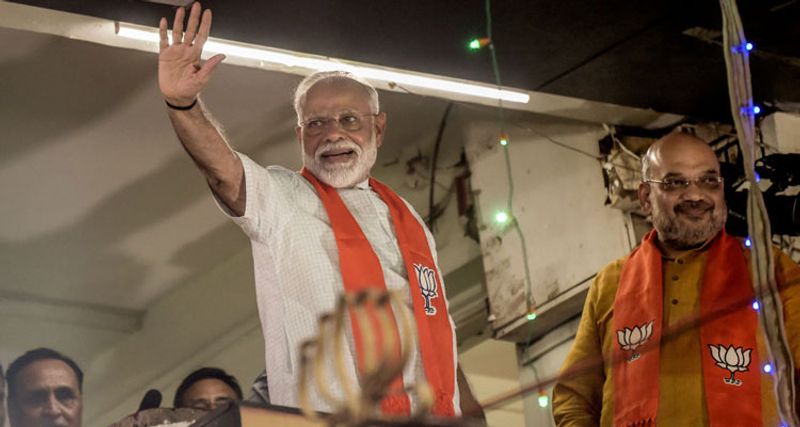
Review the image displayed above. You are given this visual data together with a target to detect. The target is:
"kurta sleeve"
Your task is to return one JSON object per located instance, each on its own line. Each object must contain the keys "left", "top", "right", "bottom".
{"left": 552, "top": 272, "right": 606, "bottom": 427}
{"left": 210, "top": 153, "right": 278, "bottom": 242}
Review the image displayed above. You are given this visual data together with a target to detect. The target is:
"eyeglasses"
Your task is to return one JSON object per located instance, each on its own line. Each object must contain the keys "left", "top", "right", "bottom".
{"left": 299, "top": 112, "right": 378, "bottom": 136}
{"left": 644, "top": 175, "right": 723, "bottom": 192}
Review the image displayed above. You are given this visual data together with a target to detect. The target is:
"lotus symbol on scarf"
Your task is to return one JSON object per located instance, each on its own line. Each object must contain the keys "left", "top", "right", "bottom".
{"left": 708, "top": 344, "right": 751, "bottom": 386}
{"left": 617, "top": 320, "right": 654, "bottom": 362}
{"left": 414, "top": 264, "right": 438, "bottom": 316}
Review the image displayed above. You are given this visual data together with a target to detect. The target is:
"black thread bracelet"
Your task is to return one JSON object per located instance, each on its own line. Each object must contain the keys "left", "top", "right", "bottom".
{"left": 165, "top": 98, "right": 198, "bottom": 110}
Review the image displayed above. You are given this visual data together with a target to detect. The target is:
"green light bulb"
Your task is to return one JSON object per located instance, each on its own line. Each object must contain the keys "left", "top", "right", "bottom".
{"left": 495, "top": 211, "right": 510, "bottom": 224}
{"left": 469, "top": 39, "right": 481, "bottom": 50}
{"left": 538, "top": 394, "right": 549, "bottom": 408}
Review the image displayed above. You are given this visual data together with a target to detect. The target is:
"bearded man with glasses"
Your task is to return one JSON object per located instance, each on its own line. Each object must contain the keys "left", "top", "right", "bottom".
{"left": 156, "top": 2, "right": 483, "bottom": 421}
{"left": 553, "top": 131, "right": 800, "bottom": 426}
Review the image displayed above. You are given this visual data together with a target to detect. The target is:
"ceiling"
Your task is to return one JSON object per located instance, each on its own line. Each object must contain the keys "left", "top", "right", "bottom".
{"left": 6, "top": 0, "right": 800, "bottom": 121}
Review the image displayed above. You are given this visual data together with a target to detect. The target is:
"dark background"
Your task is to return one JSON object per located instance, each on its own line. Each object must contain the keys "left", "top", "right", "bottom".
{"left": 10, "top": 0, "right": 800, "bottom": 122}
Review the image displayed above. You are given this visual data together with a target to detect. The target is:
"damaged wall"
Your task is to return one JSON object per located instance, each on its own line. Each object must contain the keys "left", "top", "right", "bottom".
{"left": 465, "top": 114, "right": 636, "bottom": 426}
{"left": 466, "top": 115, "right": 631, "bottom": 341}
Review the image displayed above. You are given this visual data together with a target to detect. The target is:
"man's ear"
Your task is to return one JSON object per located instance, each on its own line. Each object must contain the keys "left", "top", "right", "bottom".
{"left": 295, "top": 126, "right": 302, "bottom": 145}
{"left": 374, "top": 112, "right": 387, "bottom": 147}
{"left": 638, "top": 182, "right": 653, "bottom": 213}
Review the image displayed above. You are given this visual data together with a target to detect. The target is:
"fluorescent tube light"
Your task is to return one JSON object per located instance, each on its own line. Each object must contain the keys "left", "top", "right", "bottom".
{"left": 116, "top": 23, "right": 530, "bottom": 104}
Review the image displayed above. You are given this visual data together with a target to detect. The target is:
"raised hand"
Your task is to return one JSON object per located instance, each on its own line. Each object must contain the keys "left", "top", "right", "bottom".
{"left": 158, "top": 2, "right": 225, "bottom": 107}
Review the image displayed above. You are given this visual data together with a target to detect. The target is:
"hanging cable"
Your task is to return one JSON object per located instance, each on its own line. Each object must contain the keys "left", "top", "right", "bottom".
{"left": 484, "top": 0, "right": 536, "bottom": 316}
{"left": 427, "top": 103, "right": 455, "bottom": 230}
{"left": 719, "top": 1, "right": 798, "bottom": 425}
{"left": 389, "top": 82, "right": 606, "bottom": 164}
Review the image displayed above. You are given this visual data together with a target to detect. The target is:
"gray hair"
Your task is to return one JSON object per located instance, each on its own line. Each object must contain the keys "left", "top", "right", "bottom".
{"left": 641, "top": 150, "right": 653, "bottom": 181}
{"left": 293, "top": 71, "right": 380, "bottom": 123}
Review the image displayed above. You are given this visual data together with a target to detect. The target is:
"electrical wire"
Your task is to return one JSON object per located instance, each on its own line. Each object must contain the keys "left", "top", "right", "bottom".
{"left": 393, "top": 3, "right": 653, "bottom": 324}
{"left": 484, "top": 0, "right": 535, "bottom": 315}
{"left": 720, "top": 1, "right": 798, "bottom": 425}
{"left": 428, "top": 103, "right": 455, "bottom": 230}
{"left": 389, "top": 82, "right": 605, "bottom": 164}
{"left": 507, "top": 120, "right": 602, "bottom": 162}
{"left": 607, "top": 127, "right": 641, "bottom": 160}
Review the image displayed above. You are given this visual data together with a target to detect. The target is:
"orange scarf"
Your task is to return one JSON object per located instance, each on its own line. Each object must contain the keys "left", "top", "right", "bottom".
{"left": 613, "top": 230, "right": 761, "bottom": 426}
{"left": 301, "top": 168, "right": 457, "bottom": 417}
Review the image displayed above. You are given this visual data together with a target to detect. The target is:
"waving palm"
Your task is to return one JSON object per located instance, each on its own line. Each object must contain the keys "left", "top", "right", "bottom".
{"left": 158, "top": 2, "right": 225, "bottom": 106}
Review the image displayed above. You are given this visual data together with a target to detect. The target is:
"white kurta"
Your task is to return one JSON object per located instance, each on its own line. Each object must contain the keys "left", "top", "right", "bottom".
{"left": 214, "top": 153, "right": 460, "bottom": 413}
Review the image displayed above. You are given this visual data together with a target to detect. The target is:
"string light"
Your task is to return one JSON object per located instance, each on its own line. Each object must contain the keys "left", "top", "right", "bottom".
{"left": 500, "top": 132, "right": 509, "bottom": 146}
{"left": 494, "top": 211, "right": 510, "bottom": 224}
{"left": 755, "top": 172, "right": 761, "bottom": 182}
{"left": 763, "top": 363, "right": 773, "bottom": 373}
{"left": 731, "top": 41, "right": 754, "bottom": 53}
{"left": 745, "top": 237, "right": 752, "bottom": 247}
{"left": 476, "top": 0, "right": 537, "bottom": 326}
{"left": 468, "top": 37, "right": 491, "bottom": 50}
{"left": 739, "top": 104, "right": 761, "bottom": 116}
{"left": 537, "top": 391, "right": 549, "bottom": 408}
{"left": 752, "top": 300, "right": 760, "bottom": 311}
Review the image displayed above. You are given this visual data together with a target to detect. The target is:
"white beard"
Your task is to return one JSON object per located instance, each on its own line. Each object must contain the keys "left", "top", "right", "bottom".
{"left": 303, "top": 136, "right": 378, "bottom": 188}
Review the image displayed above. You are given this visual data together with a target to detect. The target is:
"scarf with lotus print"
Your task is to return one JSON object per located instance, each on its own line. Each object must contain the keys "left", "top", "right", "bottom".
{"left": 612, "top": 230, "right": 761, "bottom": 426}
{"left": 300, "top": 168, "right": 458, "bottom": 417}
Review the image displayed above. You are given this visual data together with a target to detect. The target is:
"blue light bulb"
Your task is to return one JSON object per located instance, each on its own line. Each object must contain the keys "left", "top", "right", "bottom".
{"left": 745, "top": 237, "right": 752, "bottom": 248}
{"left": 752, "top": 300, "right": 760, "bottom": 311}
{"left": 745, "top": 42, "right": 753, "bottom": 51}
{"left": 763, "top": 363, "right": 772, "bottom": 373}
{"left": 753, "top": 105, "right": 761, "bottom": 115}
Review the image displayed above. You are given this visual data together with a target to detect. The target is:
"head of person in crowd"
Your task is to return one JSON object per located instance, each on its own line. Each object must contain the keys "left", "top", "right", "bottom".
{"left": 293, "top": 71, "right": 387, "bottom": 188}
{"left": 6, "top": 348, "right": 83, "bottom": 427}
{"left": 173, "top": 367, "right": 242, "bottom": 411}
{"left": 1, "top": 364, "right": 6, "bottom": 427}
{"left": 639, "top": 131, "right": 727, "bottom": 254}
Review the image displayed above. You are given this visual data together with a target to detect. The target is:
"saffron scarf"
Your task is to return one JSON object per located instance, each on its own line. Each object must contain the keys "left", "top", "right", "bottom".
{"left": 301, "top": 168, "right": 457, "bottom": 417}
{"left": 613, "top": 230, "right": 761, "bottom": 426}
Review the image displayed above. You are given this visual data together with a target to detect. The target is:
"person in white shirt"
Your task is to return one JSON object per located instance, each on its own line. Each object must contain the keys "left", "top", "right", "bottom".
{"left": 157, "top": 2, "right": 483, "bottom": 420}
